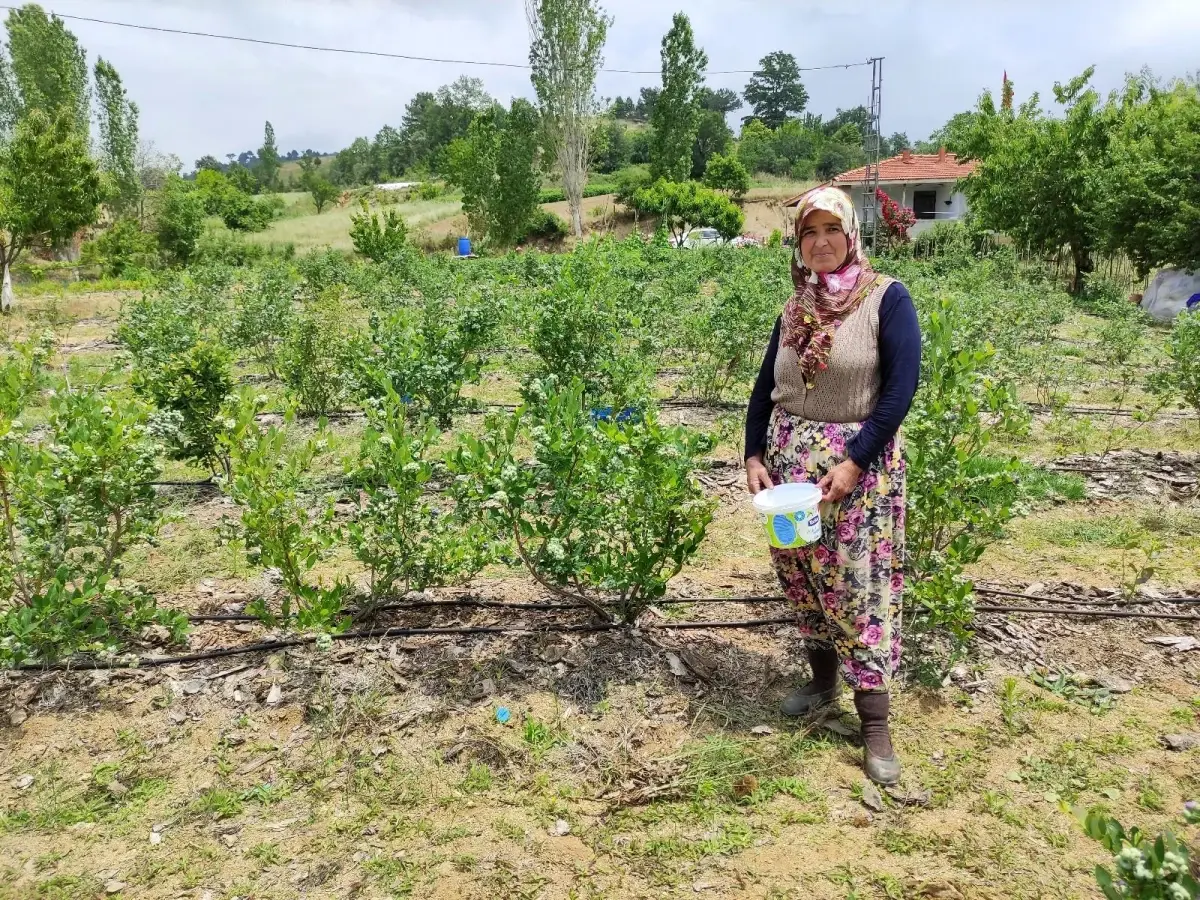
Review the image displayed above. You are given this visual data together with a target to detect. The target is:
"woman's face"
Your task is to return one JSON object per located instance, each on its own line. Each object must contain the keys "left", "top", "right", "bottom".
{"left": 798, "top": 209, "right": 850, "bottom": 274}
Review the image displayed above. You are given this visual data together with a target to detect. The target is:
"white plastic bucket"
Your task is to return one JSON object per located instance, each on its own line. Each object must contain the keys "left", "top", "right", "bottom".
{"left": 752, "top": 482, "right": 823, "bottom": 549}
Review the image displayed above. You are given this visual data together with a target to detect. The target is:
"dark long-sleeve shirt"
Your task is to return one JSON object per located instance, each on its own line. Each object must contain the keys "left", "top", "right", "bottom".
{"left": 744, "top": 281, "right": 922, "bottom": 469}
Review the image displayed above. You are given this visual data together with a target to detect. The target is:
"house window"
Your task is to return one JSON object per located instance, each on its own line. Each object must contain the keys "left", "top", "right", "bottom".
{"left": 913, "top": 190, "right": 937, "bottom": 220}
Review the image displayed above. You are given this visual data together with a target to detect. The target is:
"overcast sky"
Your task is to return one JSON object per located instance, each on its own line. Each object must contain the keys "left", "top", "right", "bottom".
{"left": 36, "top": 0, "right": 1200, "bottom": 166}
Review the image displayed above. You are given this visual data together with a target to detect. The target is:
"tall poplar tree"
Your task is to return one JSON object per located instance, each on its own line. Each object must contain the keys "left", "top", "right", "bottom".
{"left": 526, "top": 0, "right": 611, "bottom": 237}
{"left": 650, "top": 13, "right": 707, "bottom": 183}
{"left": 93, "top": 58, "right": 140, "bottom": 215}
{"left": 258, "top": 121, "right": 281, "bottom": 191}
{"left": 0, "top": 4, "right": 89, "bottom": 134}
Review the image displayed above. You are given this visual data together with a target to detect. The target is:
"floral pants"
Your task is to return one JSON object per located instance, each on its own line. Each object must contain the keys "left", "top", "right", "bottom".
{"left": 765, "top": 407, "right": 905, "bottom": 692}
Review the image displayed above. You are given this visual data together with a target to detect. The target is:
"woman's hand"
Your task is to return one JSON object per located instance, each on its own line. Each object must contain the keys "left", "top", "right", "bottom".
{"left": 746, "top": 455, "right": 774, "bottom": 495}
{"left": 817, "top": 459, "right": 863, "bottom": 504}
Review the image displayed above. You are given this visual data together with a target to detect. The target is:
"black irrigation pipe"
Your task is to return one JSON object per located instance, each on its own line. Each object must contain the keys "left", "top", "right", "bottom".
{"left": 976, "top": 604, "right": 1200, "bottom": 622}
{"left": 187, "top": 595, "right": 788, "bottom": 624}
{"left": 14, "top": 617, "right": 798, "bottom": 672}
{"left": 1028, "top": 404, "right": 1197, "bottom": 421}
{"left": 187, "top": 588, "right": 1200, "bottom": 627}
{"left": 973, "top": 586, "right": 1200, "bottom": 607}
{"left": 17, "top": 591, "right": 1200, "bottom": 671}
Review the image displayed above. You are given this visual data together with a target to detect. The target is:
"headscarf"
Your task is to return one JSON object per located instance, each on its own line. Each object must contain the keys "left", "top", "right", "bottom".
{"left": 781, "top": 186, "right": 885, "bottom": 388}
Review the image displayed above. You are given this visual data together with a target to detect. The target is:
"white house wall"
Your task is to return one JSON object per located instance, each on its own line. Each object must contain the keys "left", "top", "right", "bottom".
{"left": 841, "top": 182, "right": 969, "bottom": 235}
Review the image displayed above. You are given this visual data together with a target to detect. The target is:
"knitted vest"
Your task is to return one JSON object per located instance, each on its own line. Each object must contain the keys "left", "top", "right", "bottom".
{"left": 771, "top": 278, "right": 894, "bottom": 423}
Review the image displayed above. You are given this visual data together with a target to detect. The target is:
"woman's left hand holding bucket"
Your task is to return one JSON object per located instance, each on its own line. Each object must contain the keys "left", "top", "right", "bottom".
{"left": 817, "top": 459, "right": 863, "bottom": 503}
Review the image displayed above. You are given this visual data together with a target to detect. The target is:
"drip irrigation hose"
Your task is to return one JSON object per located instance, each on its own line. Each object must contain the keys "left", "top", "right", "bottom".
{"left": 187, "top": 588, "right": 1200, "bottom": 625}
{"left": 14, "top": 588, "right": 1199, "bottom": 672}
{"left": 975, "top": 604, "right": 1200, "bottom": 621}
{"left": 186, "top": 595, "right": 789, "bottom": 624}
{"left": 973, "top": 586, "right": 1200, "bottom": 606}
{"left": 14, "top": 616, "right": 797, "bottom": 672}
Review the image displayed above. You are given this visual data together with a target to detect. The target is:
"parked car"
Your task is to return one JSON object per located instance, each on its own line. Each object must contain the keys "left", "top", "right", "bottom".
{"left": 670, "top": 227, "right": 725, "bottom": 249}
{"left": 670, "top": 228, "right": 761, "bottom": 249}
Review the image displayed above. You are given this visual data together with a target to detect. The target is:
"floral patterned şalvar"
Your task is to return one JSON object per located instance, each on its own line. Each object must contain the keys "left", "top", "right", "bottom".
{"left": 765, "top": 406, "right": 905, "bottom": 692}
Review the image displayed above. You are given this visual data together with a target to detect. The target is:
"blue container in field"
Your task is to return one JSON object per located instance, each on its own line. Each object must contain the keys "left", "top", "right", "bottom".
{"left": 457, "top": 237, "right": 472, "bottom": 257}
{"left": 589, "top": 405, "right": 643, "bottom": 425}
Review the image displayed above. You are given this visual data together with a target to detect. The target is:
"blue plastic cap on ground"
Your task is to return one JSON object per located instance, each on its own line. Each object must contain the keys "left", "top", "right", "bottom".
{"left": 495, "top": 706, "right": 511, "bottom": 724}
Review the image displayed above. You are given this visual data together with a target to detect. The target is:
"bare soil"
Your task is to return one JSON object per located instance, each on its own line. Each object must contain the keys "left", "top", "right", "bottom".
{"left": 2, "top": 293, "right": 1199, "bottom": 900}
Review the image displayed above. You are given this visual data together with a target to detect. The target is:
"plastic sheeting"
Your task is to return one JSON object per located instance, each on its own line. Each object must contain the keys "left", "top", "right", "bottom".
{"left": 1141, "top": 268, "right": 1200, "bottom": 323}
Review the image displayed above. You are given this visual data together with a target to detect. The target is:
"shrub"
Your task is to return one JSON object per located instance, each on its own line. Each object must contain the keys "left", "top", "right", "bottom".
{"left": 155, "top": 174, "right": 206, "bottom": 265}
{"left": 527, "top": 257, "right": 653, "bottom": 408}
{"left": 520, "top": 208, "right": 569, "bottom": 243}
{"left": 1078, "top": 807, "right": 1198, "bottom": 899}
{"left": 360, "top": 293, "right": 495, "bottom": 428}
{"left": 279, "top": 287, "right": 366, "bottom": 416}
{"left": 83, "top": 218, "right": 159, "bottom": 277}
{"left": 876, "top": 188, "right": 916, "bottom": 251}
{"left": 613, "top": 165, "right": 652, "bottom": 206}
{"left": 194, "top": 230, "right": 268, "bottom": 267}
{"left": 194, "top": 169, "right": 236, "bottom": 215}
{"left": 680, "top": 268, "right": 780, "bottom": 402}
{"left": 702, "top": 153, "right": 750, "bottom": 201}
{"left": 767, "top": 229, "right": 782, "bottom": 249}
{"left": 1150, "top": 310, "right": 1200, "bottom": 424}
{"left": 413, "top": 181, "right": 445, "bottom": 201}
{"left": 117, "top": 269, "right": 231, "bottom": 368}
{"left": 629, "top": 180, "right": 745, "bottom": 245}
{"left": 347, "top": 385, "right": 491, "bottom": 602}
{"left": 219, "top": 396, "right": 347, "bottom": 631}
{"left": 537, "top": 183, "right": 615, "bottom": 204}
{"left": 0, "top": 377, "right": 186, "bottom": 664}
{"left": 228, "top": 263, "right": 295, "bottom": 375}
{"left": 904, "top": 298, "right": 1029, "bottom": 677}
{"left": 349, "top": 200, "right": 408, "bottom": 261}
{"left": 132, "top": 339, "right": 235, "bottom": 475}
{"left": 295, "top": 248, "right": 355, "bottom": 297}
{"left": 453, "top": 377, "right": 716, "bottom": 624}
{"left": 221, "top": 192, "right": 280, "bottom": 232}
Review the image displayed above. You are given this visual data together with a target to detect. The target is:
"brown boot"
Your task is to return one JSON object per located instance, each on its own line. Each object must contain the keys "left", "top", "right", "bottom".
{"left": 780, "top": 642, "right": 842, "bottom": 716}
{"left": 854, "top": 691, "right": 901, "bottom": 785}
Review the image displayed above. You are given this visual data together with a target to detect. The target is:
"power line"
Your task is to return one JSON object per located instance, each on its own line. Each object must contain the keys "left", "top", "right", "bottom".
{"left": 4, "top": 6, "right": 876, "bottom": 76}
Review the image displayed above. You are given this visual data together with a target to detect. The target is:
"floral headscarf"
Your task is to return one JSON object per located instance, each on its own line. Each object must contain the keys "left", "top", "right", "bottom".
{"left": 782, "top": 187, "right": 885, "bottom": 388}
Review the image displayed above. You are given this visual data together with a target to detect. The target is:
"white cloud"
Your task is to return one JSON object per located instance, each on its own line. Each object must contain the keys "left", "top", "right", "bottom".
{"left": 37, "top": 0, "right": 1200, "bottom": 164}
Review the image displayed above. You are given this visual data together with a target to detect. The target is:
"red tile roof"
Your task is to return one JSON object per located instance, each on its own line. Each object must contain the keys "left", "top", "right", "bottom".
{"left": 784, "top": 151, "right": 977, "bottom": 205}
{"left": 835, "top": 151, "right": 976, "bottom": 185}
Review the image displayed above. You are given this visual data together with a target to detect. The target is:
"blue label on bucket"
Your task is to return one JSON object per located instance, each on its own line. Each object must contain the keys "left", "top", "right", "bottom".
{"left": 771, "top": 514, "right": 796, "bottom": 545}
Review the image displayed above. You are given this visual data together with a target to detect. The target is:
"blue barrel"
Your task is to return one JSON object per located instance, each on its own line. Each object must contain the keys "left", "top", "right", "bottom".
{"left": 457, "top": 237, "right": 472, "bottom": 257}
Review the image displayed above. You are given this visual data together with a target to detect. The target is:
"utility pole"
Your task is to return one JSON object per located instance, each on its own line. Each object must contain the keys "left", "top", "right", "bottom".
{"left": 862, "top": 57, "right": 884, "bottom": 254}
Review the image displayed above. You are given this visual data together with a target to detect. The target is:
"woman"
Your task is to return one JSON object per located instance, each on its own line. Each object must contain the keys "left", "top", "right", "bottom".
{"left": 744, "top": 187, "right": 921, "bottom": 786}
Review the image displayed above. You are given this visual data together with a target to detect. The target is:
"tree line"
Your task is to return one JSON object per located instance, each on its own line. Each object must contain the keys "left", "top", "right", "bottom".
{"left": 949, "top": 69, "right": 1200, "bottom": 290}
{"left": 0, "top": 3, "right": 153, "bottom": 307}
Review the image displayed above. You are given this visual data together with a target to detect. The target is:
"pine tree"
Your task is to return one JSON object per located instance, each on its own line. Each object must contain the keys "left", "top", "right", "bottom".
{"left": 742, "top": 52, "right": 809, "bottom": 129}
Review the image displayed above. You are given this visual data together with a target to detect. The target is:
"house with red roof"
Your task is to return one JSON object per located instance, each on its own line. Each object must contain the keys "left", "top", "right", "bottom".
{"left": 787, "top": 147, "right": 977, "bottom": 236}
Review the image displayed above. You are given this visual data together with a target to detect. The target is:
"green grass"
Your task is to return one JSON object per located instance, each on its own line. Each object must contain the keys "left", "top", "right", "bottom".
{"left": 521, "top": 715, "right": 566, "bottom": 760}
{"left": 459, "top": 763, "right": 493, "bottom": 794}
{"left": 965, "top": 455, "right": 1087, "bottom": 508}
{"left": 189, "top": 787, "right": 244, "bottom": 820}
{"left": 1030, "top": 508, "right": 1200, "bottom": 549}
{"left": 243, "top": 193, "right": 463, "bottom": 253}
